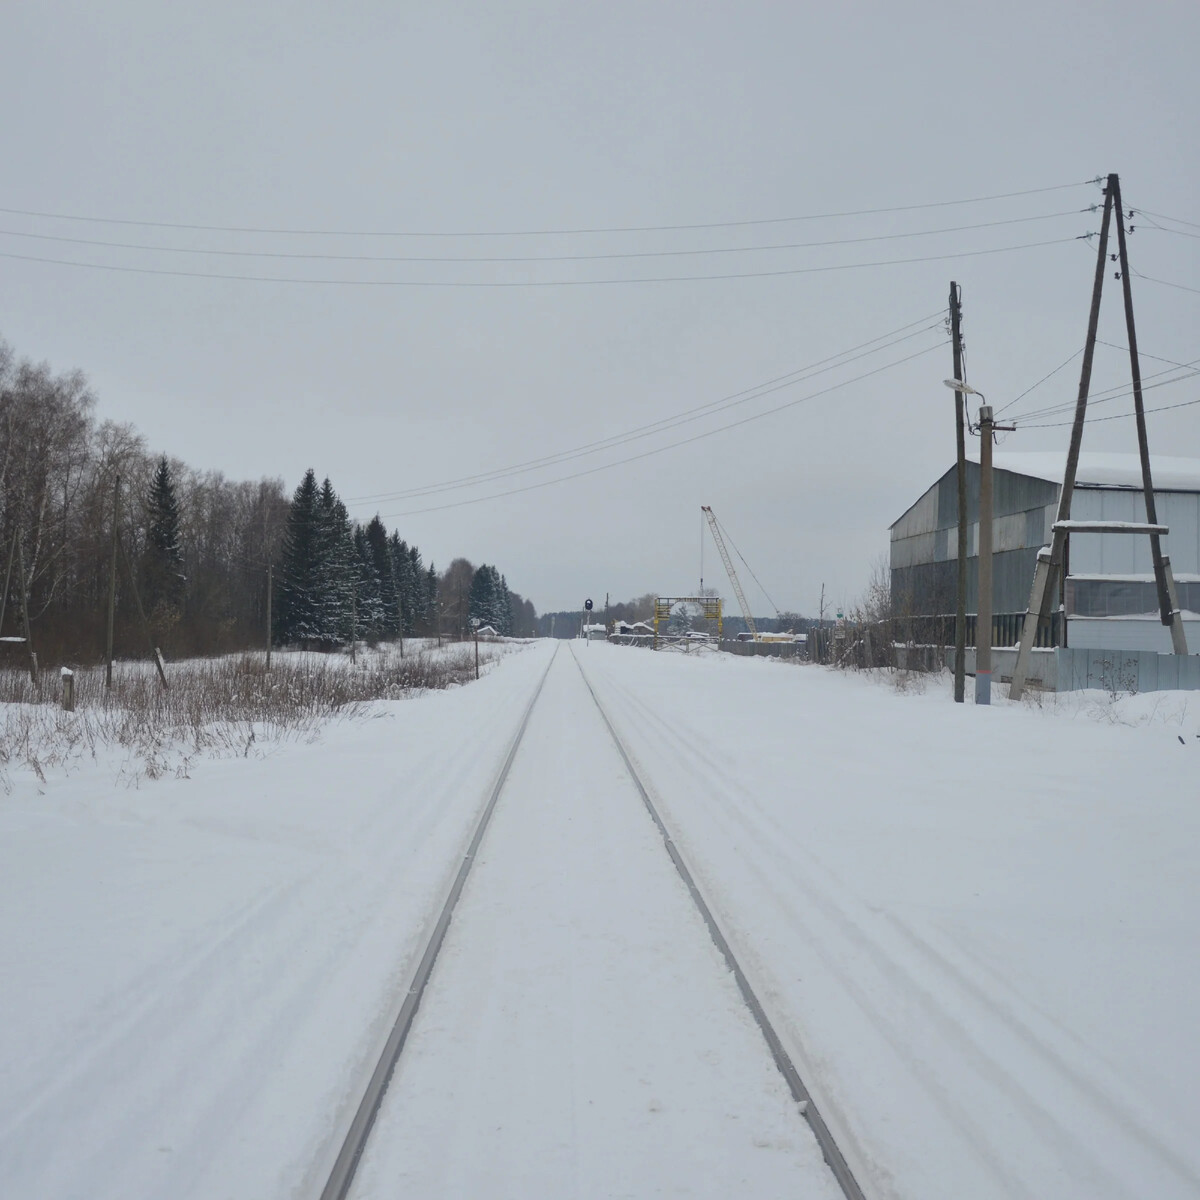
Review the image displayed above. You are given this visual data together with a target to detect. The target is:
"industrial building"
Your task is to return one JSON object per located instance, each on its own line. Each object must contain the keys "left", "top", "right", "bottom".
{"left": 890, "top": 452, "right": 1200, "bottom": 654}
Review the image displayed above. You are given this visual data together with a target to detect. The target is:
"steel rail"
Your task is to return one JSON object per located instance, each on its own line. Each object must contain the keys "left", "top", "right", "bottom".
{"left": 571, "top": 646, "right": 869, "bottom": 1200}
{"left": 318, "top": 644, "right": 557, "bottom": 1200}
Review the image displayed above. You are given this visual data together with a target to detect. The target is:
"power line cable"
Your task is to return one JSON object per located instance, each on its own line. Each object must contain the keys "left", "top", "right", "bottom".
{"left": 994, "top": 348, "right": 1083, "bottom": 416}
{"left": 0, "top": 179, "right": 1097, "bottom": 239}
{"left": 1137, "top": 217, "right": 1200, "bottom": 242}
{"left": 1001, "top": 351, "right": 1197, "bottom": 422}
{"left": 1096, "top": 339, "right": 1196, "bottom": 369}
{"left": 1018, "top": 389, "right": 1200, "bottom": 428}
{"left": 373, "top": 341, "right": 944, "bottom": 520}
{"left": 0, "top": 235, "right": 1081, "bottom": 288}
{"left": 1009, "top": 360, "right": 1200, "bottom": 422}
{"left": 348, "top": 314, "right": 945, "bottom": 505}
{"left": 1131, "top": 207, "right": 1200, "bottom": 231}
{"left": 1133, "top": 270, "right": 1200, "bottom": 297}
{"left": 1014, "top": 367, "right": 1200, "bottom": 425}
{"left": 0, "top": 209, "right": 1082, "bottom": 263}
{"left": 715, "top": 513, "right": 782, "bottom": 617}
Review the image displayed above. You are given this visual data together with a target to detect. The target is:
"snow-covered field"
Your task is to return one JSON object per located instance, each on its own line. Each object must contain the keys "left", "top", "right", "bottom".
{"left": 580, "top": 645, "right": 1199, "bottom": 1200}
{"left": 1, "top": 639, "right": 1196, "bottom": 1199}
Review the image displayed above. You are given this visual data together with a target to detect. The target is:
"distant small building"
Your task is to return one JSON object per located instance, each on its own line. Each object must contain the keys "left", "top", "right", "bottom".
{"left": 582, "top": 622, "right": 607, "bottom": 641}
{"left": 609, "top": 619, "right": 654, "bottom": 645}
{"left": 611, "top": 620, "right": 652, "bottom": 635}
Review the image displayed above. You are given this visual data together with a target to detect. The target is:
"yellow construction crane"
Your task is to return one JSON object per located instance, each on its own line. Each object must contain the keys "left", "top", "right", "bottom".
{"left": 701, "top": 506, "right": 759, "bottom": 642}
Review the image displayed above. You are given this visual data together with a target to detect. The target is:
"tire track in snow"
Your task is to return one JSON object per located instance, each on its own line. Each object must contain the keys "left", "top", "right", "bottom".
{"left": 1, "top": 646, "right": 556, "bottom": 1200}
{"left": 317, "top": 644, "right": 558, "bottom": 1200}
{"left": 584, "top": 656, "right": 1195, "bottom": 1199}
{"left": 571, "top": 646, "right": 869, "bottom": 1200}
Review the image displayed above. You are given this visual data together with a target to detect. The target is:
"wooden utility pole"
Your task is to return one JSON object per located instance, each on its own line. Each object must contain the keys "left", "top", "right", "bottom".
{"left": 1111, "top": 174, "right": 1188, "bottom": 654}
{"left": 16, "top": 534, "right": 37, "bottom": 684}
{"left": 350, "top": 586, "right": 357, "bottom": 663}
{"left": 1009, "top": 173, "right": 1186, "bottom": 698}
{"left": 266, "top": 563, "right": 273, "bottom": 669}
{"left": 0, "top": 526, "right": 17, "bottom": 639}
{"left": 105, "top": 476, "right": 120, "bottom": 689}
{"left": 950, "top": 282, "right": 967, "bottom": 704}
{"left": 118, "top": 538, "right": 168, "bottom": 689}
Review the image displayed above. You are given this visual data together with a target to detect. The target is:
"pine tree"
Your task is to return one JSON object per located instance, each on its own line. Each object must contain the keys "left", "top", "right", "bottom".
{"left": 498, "top": 573, "right": 514, "bottom": 636}
{"left": 317, "top": 478, "right": 355, "bottom": 644}
{"left": 424, "top": 563, "right": 438, "bottom": 635}
{"left": 275, "top": 469, "right": 323, "bottom": 645}
{"left": 364, "top": 516, "right": 397, "bottom": 637}
{"left": 469, "top": 564, "right": 496, "bottom": 630}
{"left": 353, "top": 524, "right": 386, "bottom": 640}
{"left": 410, "top": 546, "right": 428, "bottom": 632}
{"left": 388, "top": 534, "right": 410, "bottom": 634}
{"left": 141, "top": 456, "right": 186, "bottom": 616}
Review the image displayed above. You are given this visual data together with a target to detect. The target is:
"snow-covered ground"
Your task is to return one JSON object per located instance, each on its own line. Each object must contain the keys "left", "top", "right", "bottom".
{"left": 1, "top": 638, "right": 1196, "bottom": 1199}
{"left": 578, "top": 645, "right": 1199, "bottom": 1200}
{"left": 352, "top": 644, "right": 842, "bottom": 1198}
{"left": 0, "top": 642, "right": 552, "bottom": 1199}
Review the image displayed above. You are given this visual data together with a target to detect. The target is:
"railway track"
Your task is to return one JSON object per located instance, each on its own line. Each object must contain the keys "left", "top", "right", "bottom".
{"left": 318, "top": 641, "right": 867, "bottom": 1200}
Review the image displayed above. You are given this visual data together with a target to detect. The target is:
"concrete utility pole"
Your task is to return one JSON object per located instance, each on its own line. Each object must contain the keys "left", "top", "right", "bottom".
{"left": 949, "top": 282, "right": 967, "bottom": 704}
{"left": 977, "top": 404, "right": 994, "bottom": 703}
{"left": 974, "top": 404, "right": 1015, "bottom": 702}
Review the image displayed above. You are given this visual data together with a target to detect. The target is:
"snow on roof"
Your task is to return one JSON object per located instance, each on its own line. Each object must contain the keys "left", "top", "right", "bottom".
{"left": 973, "top": 451, "right": 1200, "bottom": 491}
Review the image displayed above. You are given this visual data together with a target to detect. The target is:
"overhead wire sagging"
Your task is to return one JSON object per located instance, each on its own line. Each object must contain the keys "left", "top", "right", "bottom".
{"left": 0, "top": 236, "right": 1084, "bottom": 288}
{"left": 372, "top": 339, "right": 948, "bottom": 520}
{"left": 0, "top": 178, "right": 1098, "bottom": 238}
{"left": 347, "top": 312, "right": 946, "bottom": 505}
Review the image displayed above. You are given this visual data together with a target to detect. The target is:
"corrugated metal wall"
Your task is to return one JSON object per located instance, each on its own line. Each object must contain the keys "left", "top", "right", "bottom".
{"left": 889, "top": 467, "right": 1198, "bottom": 651}
{"left": 890, "top": 463, "right": 1058, "bottom": 621}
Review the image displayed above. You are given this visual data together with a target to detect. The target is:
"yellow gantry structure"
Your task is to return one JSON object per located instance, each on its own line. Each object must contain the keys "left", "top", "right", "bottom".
{"left": 653, "top": 596, "right": 723, "bottom": 648}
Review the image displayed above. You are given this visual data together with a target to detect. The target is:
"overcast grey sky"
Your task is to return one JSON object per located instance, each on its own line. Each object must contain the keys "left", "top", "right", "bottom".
{"left": 1, "top": 2, "right": 1196, "bottom": 615}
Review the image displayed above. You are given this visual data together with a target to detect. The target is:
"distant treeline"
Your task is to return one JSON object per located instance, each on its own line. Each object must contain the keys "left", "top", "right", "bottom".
{"left": 0, "top": 335, "right": 536, "bottom": 665}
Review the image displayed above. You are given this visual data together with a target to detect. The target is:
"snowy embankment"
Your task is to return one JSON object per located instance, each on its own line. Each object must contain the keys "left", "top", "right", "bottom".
{"left": 0, "top": 640, "right": 551, "bottom": 1200}
{"left": 578, "top": 646, "right": 1200, "bottom": 1200}
{"left": 0, "top": 639, "right": 507, "bottom": 791}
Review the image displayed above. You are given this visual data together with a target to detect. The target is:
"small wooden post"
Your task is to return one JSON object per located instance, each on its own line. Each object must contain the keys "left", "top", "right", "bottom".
{"left": 61, "top": 668, "right": 75, "bottom": 712}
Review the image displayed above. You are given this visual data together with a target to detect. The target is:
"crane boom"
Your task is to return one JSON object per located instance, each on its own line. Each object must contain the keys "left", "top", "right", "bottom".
{"left": 701, "top": 506, "right": 758, "bottom": 642}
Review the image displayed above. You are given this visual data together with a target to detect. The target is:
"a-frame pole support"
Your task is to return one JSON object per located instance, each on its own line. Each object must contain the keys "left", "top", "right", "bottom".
{"left": 1110, "top": 175, "right": 1188, "bottom": 655}
{"left": 1009, "top": 179, "right": 1115, "bottom": 700}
